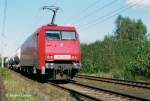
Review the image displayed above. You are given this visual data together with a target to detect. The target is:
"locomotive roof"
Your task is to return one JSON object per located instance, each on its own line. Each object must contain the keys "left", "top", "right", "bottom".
{"left": 39, "top": 25, "right": 76, "bottom": 31}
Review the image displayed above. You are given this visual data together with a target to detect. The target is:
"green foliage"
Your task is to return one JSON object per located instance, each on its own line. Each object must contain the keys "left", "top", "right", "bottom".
{"left": 81, "top": 38, "right": 139, "bottom": 75}
{"left": 127, "top": 41, "right": 150, "bottom": 78}
{"left": 115, "top": 15, "right": 147, "bottom": 41}
{"left": 81, "top": 37, "right": 116, "bottom": 74}
{"left": 81, "top": 15, "right": 149, "bottom": 81}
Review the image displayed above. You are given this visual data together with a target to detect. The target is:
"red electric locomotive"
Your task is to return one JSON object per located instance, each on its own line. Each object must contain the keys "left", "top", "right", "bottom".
{"left": 9, "top": 6, "right": 81, "bottom": 80}
{"left": 20, "top": 25, "right": 80, "bottom": 80}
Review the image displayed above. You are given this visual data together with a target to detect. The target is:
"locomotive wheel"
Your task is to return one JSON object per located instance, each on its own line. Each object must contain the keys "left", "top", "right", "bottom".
{"left": 36, "top": 70, "right": 46, "bottom": 83}
{"left": 37, "top": 74, "right": 46, "bottom": 83}
{"left": 41, "top": 74, "right": 46, "bottom": 83}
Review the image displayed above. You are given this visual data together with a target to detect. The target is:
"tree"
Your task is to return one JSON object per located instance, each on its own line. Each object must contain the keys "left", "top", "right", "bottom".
{"left": 128, "top": 41, "right": 150, "bottom": 78}
{"left": 81, "top": 15, "right": 149, "bottom": 81}
{"left": 115, "top": 15, "right": 147, "bottom": 41}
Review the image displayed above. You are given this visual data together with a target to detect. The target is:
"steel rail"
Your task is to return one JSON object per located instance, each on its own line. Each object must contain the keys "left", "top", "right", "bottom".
{"left": 70, "top": 80, "right": 150, "bottom": 101}
{"left": 49, "top": 82, "right": 102, "bottom": 101}
{"left": 76, "top": 74, "right": 150, "bottom": 89}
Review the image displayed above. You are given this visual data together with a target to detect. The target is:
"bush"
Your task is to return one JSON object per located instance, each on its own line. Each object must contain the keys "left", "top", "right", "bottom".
{"left": 127, "top": 41, "right": 150, "bottom": 78}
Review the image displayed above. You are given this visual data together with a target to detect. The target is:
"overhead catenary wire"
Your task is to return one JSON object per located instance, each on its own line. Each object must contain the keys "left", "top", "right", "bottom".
{"left": 79, "top": 0, "right": 143, "bottom": 32}
{"left": 77, "top": 0, "right": 101, "bottom": 15}
{"left": 72, "top": 0, "right": 119, "bottom": 25}
{"left": 64, "top": 0, "right": 102, "bottom": 25}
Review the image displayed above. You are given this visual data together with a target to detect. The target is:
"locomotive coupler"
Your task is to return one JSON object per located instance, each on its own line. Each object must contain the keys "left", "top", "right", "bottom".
{"left": 59, "top": 66, "right": 64, "bottom": 77}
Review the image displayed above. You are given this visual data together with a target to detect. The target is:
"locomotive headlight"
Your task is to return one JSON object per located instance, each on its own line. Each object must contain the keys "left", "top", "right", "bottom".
{"left": 74, "top": 56, "right": 78, "bottom": 59}
{"left": 71, "top": 56, "right": 75, "bottom": 59}
{"left": 50, "top": 63, "right": 54, "bottom": 69}
{"left": 45, "top": 63, "right": 54, "bottom": 69}
{"left": 71, "top": 55, "right": 78, "bottom": 59}
{"left": 47, "top": 55, "right": 53, "bottom": 59}
{"left": 73, "top": 63, "right": 81, "bottom": 69}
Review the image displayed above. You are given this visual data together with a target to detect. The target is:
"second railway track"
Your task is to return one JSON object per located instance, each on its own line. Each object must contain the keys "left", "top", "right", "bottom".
{"left": 49, "top": 80, "right": 150, "bottom": 101}
{"left": 76, "top": 74, "right": 150, "bottom": 89}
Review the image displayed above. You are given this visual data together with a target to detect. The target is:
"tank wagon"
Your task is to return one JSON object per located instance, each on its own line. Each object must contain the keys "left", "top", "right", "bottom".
{"left": 9, "top": 25, "right": 81, "bottom": 80}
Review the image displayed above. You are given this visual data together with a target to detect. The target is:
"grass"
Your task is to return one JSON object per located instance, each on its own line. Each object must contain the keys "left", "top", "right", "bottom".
{"left": 0, "top": 68, "right": 37, "bottom": 101}
{"left": 0, "top": 68, "right": 78, "bottom": 101}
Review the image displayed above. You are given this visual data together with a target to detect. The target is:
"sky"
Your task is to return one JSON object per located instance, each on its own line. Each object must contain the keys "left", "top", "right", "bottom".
{"left": 0, "top": 0, "right": 150, "bottom": 56}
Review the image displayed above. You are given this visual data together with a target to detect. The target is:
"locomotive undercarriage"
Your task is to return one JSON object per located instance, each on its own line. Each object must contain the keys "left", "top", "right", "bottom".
{"left": 7, "top": 61, "right": 80, "bottom": 81}
{"left": 44, "top": 61, "right": 80, "bottom": 80}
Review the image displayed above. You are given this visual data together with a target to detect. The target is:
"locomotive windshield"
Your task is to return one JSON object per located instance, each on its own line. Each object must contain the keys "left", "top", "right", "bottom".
{"left": 46, "top": 31, "right": 61, "bottom": 40}
{"left": 61, "top": 31, "right": 76, "bottom": 40}
{"left": 46, "top": 30, "right": 76, "bottom": 40}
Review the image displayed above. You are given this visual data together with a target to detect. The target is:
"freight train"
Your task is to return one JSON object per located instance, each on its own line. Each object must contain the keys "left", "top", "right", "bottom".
{"left": 5, "top": 6, "right": 81, "bottom": 81}
{"left": 6, "top": 25, "right": 81, "bottom": 81}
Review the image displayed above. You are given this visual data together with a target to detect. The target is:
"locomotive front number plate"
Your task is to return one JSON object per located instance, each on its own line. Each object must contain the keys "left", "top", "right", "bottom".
{"left": 54, "top": 55, "right": 71, "bottom": 59}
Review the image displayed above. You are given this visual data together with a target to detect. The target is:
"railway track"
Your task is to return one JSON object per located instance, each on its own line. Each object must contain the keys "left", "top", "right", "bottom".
{"left": 49, "top": 80, "right": 150, "bottom": 101}
{"left": 49, "top": 82, "right": 100, "bottom": 101}
{"left": 76, "top": 74, "right": 150, "bottom": 89}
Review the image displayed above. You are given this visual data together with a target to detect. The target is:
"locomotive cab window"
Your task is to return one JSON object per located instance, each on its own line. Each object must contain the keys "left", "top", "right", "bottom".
{"left": 61, "top": 31, "right": 76, "bottom": 40}
{"left": 46, "top": 31, "right": 61, "bottom": 40}
{"left": 46, "top": 30, "right": 77, "bottom": 40}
